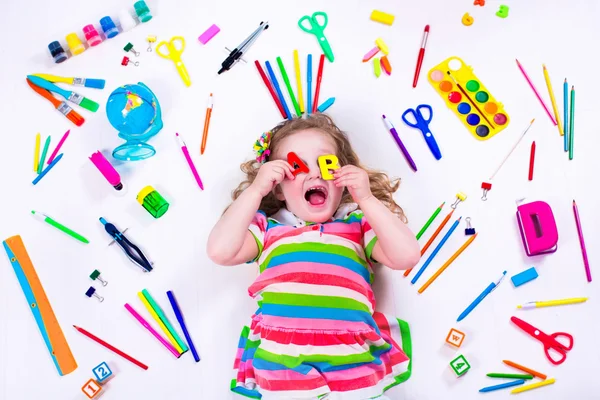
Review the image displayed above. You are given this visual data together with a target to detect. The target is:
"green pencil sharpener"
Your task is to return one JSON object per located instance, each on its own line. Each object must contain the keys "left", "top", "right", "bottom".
{"left": 137, "top": 185, "right": 169, "bottom": 218}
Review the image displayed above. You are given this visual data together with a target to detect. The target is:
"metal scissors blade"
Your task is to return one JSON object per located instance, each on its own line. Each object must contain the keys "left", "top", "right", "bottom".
{"left": 511, "top": 316, "right": 573, "bottom": 365}
{"left": 298, "top": 11, "right": 334, "bottom": 62}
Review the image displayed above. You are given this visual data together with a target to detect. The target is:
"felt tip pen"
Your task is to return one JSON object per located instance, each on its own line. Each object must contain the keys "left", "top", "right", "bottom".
{"left": 457, "top": 271, "right": 506, "bottom": 321}
{"left": 518, "top": 297, "right": 588, "bottom": 310}
{"left": 383, "top": 115, "right": 417, "bottom": 171}
{"left": 31, "top": 211, "right": 89, "bottom": 243}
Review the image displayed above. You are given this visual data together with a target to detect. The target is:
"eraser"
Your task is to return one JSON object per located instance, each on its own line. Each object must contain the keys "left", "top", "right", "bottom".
{"left": 370, "top": 10, "right": 395, "bottom": 26}
{"left": 511, "top": 267, "right": 538, "bottom": 287}
{"left": 198, "top": 24, "right": 220, "bottom": 44}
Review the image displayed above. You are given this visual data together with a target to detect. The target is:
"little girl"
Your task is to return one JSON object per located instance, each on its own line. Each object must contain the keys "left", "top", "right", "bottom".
{"left": 208, "top": 114, "right": 420, "bottom": 400}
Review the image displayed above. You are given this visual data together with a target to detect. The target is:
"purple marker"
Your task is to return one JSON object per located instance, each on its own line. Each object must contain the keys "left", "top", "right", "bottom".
{"left": 383, "top": 115, "right": 417, "bottom": 172}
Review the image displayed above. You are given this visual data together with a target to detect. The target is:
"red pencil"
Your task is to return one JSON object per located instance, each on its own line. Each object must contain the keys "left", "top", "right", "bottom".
{"left": 528, "top": 141, "right": 536, "bottom": 181}
{"left": 313, "top": 54, "right": 325, "bottom": 113}
{"left": 412, "top": 25, "right": 430, "bottom": 88}
{"left": 255, "top": 60, "right": 286, "bottom": 119}
{"left": 73, "top": 325, "right": 149, "bottom": 370}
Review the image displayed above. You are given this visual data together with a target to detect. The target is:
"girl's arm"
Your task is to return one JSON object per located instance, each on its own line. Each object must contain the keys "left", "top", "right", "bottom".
{"left": 358, "top": 196, "right": 420, "bottom": 270}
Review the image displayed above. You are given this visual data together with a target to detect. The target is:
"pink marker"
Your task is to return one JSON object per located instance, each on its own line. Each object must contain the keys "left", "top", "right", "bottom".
{"left": 124, "top": 304, "right": 181, "bottom": 358}
{"left": 362, "top": 46, "right": 379, "bottom": 62}
{"left": 176, "top": 133, "right": 204, "bottom": 190}
{"left": 47, "top": 129, "right": 70, "bottom": 164}
{"left": 89, "top": 151, "right": 123, "bottom": 190}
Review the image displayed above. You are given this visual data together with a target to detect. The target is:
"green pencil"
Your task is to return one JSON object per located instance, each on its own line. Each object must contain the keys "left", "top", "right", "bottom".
{"left": 31, "top": 211, "right": 89, "bottom": 243}
{"left": 569, "top": 85, "right": 575, "bottom": 160}
{"left": 487, "top": 373, "right": 534, "bottom": 380}
{"left": 142, "top": 289, "right": 189, "bottom": 352}
{"left": 416, "top": 202, "right": 445, "bottom": 240}
{"left": 38, "top": 136, "right": 51, "bottom": 174}
{"left": 276, "top": 57, "right": 301, "bottom": 116}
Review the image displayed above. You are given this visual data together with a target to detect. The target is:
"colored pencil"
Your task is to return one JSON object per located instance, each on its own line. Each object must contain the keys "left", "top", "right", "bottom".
{"left": 167, "top": 290, "right": 201, "bottom": 362}
{"left": 124, "top": 303, "right": 180, "bottom": 358}
{"left": 488, "top": 119, "right": 535, "bottom": 181}
{"left": 503, "top": 360, "right": 547, "bottom": 380}
{"left": 141, "top": 289, "right": 188, "bottom": 352}
{"left": 73, "top": 325, "right": 149, "bottom": 370}
{"left": 487, "top": 373, "right": 533, "bottom": 380}
{"left": 254, "top": 61, "right": 286, "bottom": 119}
{"left": 447, "top": 71, "right": 495, "bottom": 129}
{"left": 511, "top": 378, "right": 555, "bottom": 394}
{"left": 404, "top": 209, "right": 454, "bottom": 277}
{"left": 515, "top": 59, "right": 557, "bottom": 125}
{"left": 518, "top": 297, "right": 588, "bottom": 309}
{"left": 265, "top": 61, "right": 292, "bottom": 120}
{"left": 543, "top": 65, "right": 563, "bottom": 136}
{"left": 276, "top": 56, "right": 300, "bottom": 116}
{"left": 563, "top": 79, "right": 568, "bottom": 152}
{"left": 416, "top": 203, "right": 444, "bottom": 240}
{"left": 412, "top": 25, "right": 430, "bottom": 88}
{"left": 294, "top": 50, "right": 305, "bottom": 114}
{"left": 307, "top": 54, "right": 312, "bottom": 115}
{"left": 411, "top": 216, "right": 462, "bottom": 284}
{"left": 38, "top": 136, "right": 51, "bottom": 174}
{"left": 313, "top": 54, "right": 325, "bottom": 113}
{"left": 34, "top": 133, "right": 40, "bottom": 172}
{"left": 47, "top": 130, "right": 70, "bottom": 164}
{"left": 479, "top": 380, "right": 525, "bottom": 393}
{"left": 569, "top": 85, "right": 575, "bottom": 160}
{"left": 418, "top": 233, "right": 477, "bottom": 293}
{"left": 32, "top": 153, "right": 63, "bottom": 185}
{"left": 528, "top": 141, "right": 535, "bottom": 181}
{"left": 200, "top": 94, "right": 213, "bottom": 155}
{"left": 138, "top": 292, "right": 184, "bottom": 354}
{"left": 573, "top": 200, "right": 591, "bottom": 282}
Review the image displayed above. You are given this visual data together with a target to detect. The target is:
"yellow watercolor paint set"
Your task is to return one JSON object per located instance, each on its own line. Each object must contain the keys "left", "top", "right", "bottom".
{"left": 428, "top": 56, "right": 510, "bottom": 140}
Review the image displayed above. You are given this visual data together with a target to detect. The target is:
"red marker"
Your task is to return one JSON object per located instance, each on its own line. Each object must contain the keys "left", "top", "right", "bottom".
{"left": 412, "top": 25, "right": 430, "bottom": 88}
{"left": 528, "top": 141, "right": 536, "bottom": 181}
{"left": 313, "top": 54, "right": 325, "bottom": 113}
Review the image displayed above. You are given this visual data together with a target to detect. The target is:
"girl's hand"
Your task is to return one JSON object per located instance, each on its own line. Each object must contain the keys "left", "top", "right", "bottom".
{"left": 333, "top": 165, "right": 373, "bottom": 203}
{"left": 250, "top": 160, "right": 295, "bottom": 197}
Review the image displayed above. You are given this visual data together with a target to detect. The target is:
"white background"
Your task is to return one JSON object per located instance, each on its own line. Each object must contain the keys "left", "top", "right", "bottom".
{"left": 1, "top": 0, "right": 599, "bottom": 399}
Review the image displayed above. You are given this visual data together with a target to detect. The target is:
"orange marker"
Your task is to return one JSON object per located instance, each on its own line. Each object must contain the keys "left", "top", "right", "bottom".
{"left": 381, "top": 56, "right": 392, "bottom": 75}
{"left": 503, "top": 360, "right": 547, "bottom": 380}
{"left": 200, "top": 93, "right": 213, "bottom": 155}
{"left": 404, "top": 209, "right": 454, "bottom": 277}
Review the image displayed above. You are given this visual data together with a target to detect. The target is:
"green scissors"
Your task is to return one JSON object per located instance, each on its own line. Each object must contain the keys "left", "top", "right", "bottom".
{"left": 156, "top": 36, "right": 191, "bottom": 87}
{"left": 298, "top": 11, "right": 334, "bottom": 62}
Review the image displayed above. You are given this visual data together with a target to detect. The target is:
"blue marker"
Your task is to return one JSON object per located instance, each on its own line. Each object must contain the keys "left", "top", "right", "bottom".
{"left": 479, "top": 379, "right": 525, "bottom": 393}
{"left": 265, "top": 61, "right": 292, "bottom": 120}
{"left": 317, "top": 97, "right": 335, "bottom": 113}
{"left": 563, "top": 79, "right": 568, "bottom": 152}
{"left": 457, "top": 271, "right": 507, "bottom": 322}
{"left": 167, "top": 290, "right": 200, "bottom": 362}
{"left": 411, "top": 217, "right": 461, "bottom": 284}
{"left": 307, "top": 54, "right": 313, "bottom": 115}
{"left": 32, "top": 153, "right": 63, "bottom": 185}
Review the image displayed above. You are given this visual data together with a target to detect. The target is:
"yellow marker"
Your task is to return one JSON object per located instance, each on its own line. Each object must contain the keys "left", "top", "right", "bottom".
{"left": 318, "top": 155, "right": 340, "bottom": 180}
{"left": 373, "top": 57, "right": 381, "bottom": 77}
{"left": 34, "top": 133, "right": 40, "bottom": 172}
{"left": 543, "top": 65, "right": 564, "bottom": 136}
{"left": 370, "top": 10, "right": 395, "bottom": 26}
{"left": 137, "top": 292, "right": 184, "bottom": 354}
{"left": 517, "top": 297, "right": 588, "bottom": 309}
{"left": 294, "top": 50, "right": 305, "bottom": 113}
{"left": 511, "top": 378, "right": 555, "bottom": 394}
{"left": 375, "top": 38, "right": 389, "bottom": 55}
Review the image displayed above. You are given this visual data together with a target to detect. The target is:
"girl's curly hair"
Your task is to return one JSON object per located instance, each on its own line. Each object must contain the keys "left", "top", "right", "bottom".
{"left": 231, "top": 114, "right": 407, "bottom": 222}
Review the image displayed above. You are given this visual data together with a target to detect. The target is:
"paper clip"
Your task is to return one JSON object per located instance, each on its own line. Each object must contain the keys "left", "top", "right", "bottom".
{"left": 450, "top": 192, "right": 467, "bottom": 209}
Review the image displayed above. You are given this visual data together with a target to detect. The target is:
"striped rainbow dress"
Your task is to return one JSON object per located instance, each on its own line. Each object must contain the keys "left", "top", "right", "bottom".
{"left": 231, "top": 205, "right": 412, "bottom": 400}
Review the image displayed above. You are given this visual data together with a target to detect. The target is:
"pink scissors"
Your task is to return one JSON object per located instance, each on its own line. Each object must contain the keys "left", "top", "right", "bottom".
{"left": 511, "top": 316, "right": 574, "bottom": 365}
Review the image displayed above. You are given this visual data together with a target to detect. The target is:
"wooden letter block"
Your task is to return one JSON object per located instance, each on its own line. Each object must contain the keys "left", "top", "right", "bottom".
{"left": 92, "top": 361, "right": 113, "bottom": 382}
{"left": 82, "top": 379, "right": 102, "bottom": 399}
{"left": 445, "top": 328, "right": 465, "bottom": 348}
{"left": 450, "top": 354, "right": 471, "bottom": 377}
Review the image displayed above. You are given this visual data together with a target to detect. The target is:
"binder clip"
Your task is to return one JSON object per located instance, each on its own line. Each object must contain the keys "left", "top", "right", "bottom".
{"left": 90, "top": 269, "right": 108, "bottom": 286}
{"left": 121, "top": 56, "right": 139, "bottom": 67}
{"left": 465, "top": 217, "right": 476, "bottom": 235}
{"left": 481, "top": 182, "right": 492, "bottom": 201}
{"left": 123, "top": 42, "right": 140, "bottom": 57}
{"left": 85, "top": 286, "right": 104, "bottom": 302}
{"left": 147, "top": 35, "right": 157, "bottom": 52}
{"left": 516, "top": 199, "right": 558, "bottom": 256}
{"left": 450, "top": 192, "right": 467, "bottom": 209}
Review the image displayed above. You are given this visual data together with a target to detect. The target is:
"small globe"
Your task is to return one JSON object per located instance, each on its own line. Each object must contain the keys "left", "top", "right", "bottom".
{"left": 106, "top": 83, "right": 163, "bottom": 161}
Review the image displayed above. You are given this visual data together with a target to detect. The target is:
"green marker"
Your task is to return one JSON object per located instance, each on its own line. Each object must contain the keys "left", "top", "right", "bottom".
{"left": 276, "top": 57, "right": 301, "bottom": 116}
{"left": 38, "top": 136, "right": 51, "bottom": 174}
{"left": 142, "top": 289, "right": 189, "bottom": 352}
{"left": 416, "top": 202, "right": 445, "bottom": 240}
{"left": 569, "top": 85, "right": 575, "bottom": 160}
{"left": 487, "top": 373, "right": 534, "bottom": 380}
{"left": 31, "top": 211, "right": 89, "bottom": 243}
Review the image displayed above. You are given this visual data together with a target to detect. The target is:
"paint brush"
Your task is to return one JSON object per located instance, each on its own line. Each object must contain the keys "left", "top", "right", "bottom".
{"left": 30, "top": 73, "right": 105, "bottom": 89}
{"left": 27, "top": 79, "right": 85, "bottom": 126}
{"left": 27, "top": 75, "right": 99, "bottom": 112}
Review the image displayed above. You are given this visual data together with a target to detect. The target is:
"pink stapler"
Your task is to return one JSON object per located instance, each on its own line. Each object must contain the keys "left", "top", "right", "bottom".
{"left": 516, "top": 200, "right": 558, "bottom": 256}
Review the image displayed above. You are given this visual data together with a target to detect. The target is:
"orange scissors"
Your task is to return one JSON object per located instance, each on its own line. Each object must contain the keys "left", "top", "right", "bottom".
{"left": 511, "top": 316, "right": 573, "bottom": 365}
{"left": 156, "top": 36, "right": 191, "bottom": 87}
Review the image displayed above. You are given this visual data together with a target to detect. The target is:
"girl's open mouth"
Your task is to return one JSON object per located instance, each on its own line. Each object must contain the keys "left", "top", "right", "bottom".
{"left": 304, "top": 186, "right": 328, "bottom": 207}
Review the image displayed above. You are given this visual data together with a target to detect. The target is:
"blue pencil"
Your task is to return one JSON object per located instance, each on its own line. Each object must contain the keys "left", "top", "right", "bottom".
{"left": 411, "top": 216, "right": 462, "bottom": 284}
{"left": 265, "top": 61, "right": 292, "bottom": 120}
{"left": 563, "top": 78, "right": 568, "bottom": 152}
{"left": 32, "top": 153, "right": 63, "bottom": 185}
{"left": 167, "top": 290, "right": 200, "bottom": 362}
{"left": 307, "top": 54, "right": 313, "bottom": 115}
{"left": 479, "top": 379, "right": 525, "bottom": 393}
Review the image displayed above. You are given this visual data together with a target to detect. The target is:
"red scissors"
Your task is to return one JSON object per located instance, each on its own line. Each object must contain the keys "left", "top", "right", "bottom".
{"left": 511, "top": 316, "right": 574, "bottom": 365}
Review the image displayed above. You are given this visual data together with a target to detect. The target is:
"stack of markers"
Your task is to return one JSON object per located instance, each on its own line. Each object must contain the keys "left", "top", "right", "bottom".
{"left": 255, "top": 51, "right": 335, "bottom": 120}
{"left": 32, "top": 130, "right": 70, "bottom": 185}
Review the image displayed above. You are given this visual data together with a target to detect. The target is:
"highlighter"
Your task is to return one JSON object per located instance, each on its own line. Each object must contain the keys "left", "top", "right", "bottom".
{"left": 90, "top": 151, "right": 123, "bottom": 190}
